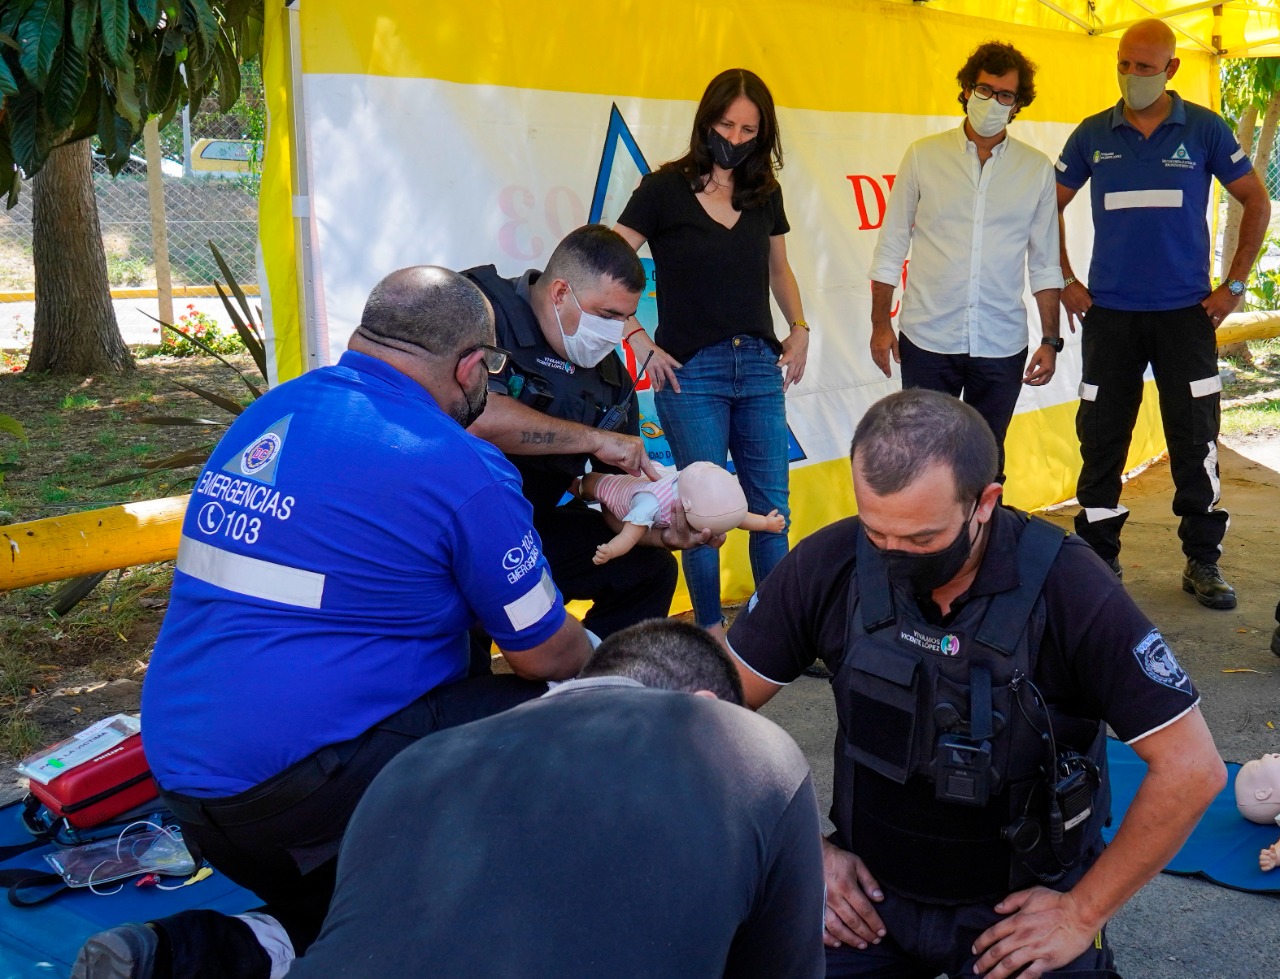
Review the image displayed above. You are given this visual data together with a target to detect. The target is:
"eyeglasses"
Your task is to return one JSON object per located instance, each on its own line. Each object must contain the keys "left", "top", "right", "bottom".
{"left": 971, "top": 84, "right": 1017, "bottom": 107}
{"left": 463, "top": 344, "right": 510, "bottom": 375}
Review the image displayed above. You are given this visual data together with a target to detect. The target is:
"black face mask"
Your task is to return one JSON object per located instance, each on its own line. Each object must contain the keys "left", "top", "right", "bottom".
{"left": 453, "top": 376, "right": 489, "bottom": 429}
{"left": 873, "top": 501, "right": 979, "bottom": 595}
{"left": 706, "top": 130, "right": 757, "bottom": 169}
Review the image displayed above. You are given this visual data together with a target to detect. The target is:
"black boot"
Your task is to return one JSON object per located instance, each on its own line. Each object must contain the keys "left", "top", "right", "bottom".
{"left": 1181, "top": 559, "right": 1237, "bottom": 610}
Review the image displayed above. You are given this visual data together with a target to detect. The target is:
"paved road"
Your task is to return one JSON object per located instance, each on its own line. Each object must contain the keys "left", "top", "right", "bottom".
{"left": 0, "top": 297, "right": 232, "bottom": 349}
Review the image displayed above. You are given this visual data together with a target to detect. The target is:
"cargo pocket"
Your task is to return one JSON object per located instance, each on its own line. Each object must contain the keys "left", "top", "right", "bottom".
{"left": 842, "top": 639, "right": 920, "bottom": 784}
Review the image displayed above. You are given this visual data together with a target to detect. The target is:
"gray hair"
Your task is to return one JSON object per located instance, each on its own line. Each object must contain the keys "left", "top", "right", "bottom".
{"left": 356, "top": 266, "right": 493, "bottom": 358}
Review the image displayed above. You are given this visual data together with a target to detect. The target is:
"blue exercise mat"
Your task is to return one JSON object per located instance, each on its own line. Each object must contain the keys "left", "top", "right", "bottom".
{"left": 0, "top": 801, "right": 257, "bottom": 976}
{"left": 1103, "top": 738, "right": 1280, "bottom": 895}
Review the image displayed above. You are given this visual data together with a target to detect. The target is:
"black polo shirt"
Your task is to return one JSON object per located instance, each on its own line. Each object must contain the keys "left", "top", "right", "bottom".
{"left": 728, "top": 506, "right": 1200, "bottom": 745}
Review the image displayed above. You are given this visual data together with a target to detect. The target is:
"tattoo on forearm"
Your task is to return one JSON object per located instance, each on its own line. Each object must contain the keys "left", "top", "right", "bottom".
{"left": 520, "top": 431, "right": 555, "bottom": 445}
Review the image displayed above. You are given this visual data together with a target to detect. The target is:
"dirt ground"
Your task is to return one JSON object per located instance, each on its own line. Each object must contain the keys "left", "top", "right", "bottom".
{"left": 761, "top": 438, "right": 1280, "bottom": 979}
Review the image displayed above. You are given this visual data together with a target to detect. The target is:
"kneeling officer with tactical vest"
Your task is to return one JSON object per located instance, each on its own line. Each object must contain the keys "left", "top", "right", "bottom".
{"left": 726, "top": 389, "right": 1226, "bottom": 979}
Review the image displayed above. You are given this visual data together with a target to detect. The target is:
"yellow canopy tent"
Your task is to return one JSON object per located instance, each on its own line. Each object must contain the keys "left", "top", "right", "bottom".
{"left": 250, "top": 0, "right": 1279, "bottom": 609}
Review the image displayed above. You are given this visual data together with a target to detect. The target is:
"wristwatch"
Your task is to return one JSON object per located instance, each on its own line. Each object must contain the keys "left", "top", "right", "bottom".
{"left": 1226, "top": 278, "right": 1246, "bottom": 297}
{"left": 1040, "top": 336, "right": 1065, "bottom": 352}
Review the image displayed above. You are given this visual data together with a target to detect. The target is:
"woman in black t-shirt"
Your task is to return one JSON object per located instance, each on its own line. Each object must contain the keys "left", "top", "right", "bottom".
{"left": 616, "top": 68, "right": 809, "bottom": 640}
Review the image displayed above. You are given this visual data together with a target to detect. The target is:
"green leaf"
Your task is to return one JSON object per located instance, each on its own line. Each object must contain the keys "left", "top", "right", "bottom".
{"left": 17, "top": 0, "right": 64, "bottom": 90}
{"left": 45, "top": 37, "right": 88, "bottom": 129}
{"left": 170, "top": 378, "right": 247, "bottom": 415}
{"left": 131, "top": 0, "right": 159, "bottom": 30}
{"left": 136, "top": 416, "right": 225, "bottom": 426}
{"left": 95, "top": 89, "right": 133, "bottom": 172}
{"left": 149, "top": 50, "right": 176, "bottom": 111}
{"left": 0, "top": 30, "right": 18, "bottom": 52}
{"left": 0, "top": 3, "right": 35, "bottom": 42}
{"left": 99, "top": 0, "right": 128, "bottom": 67}
{"left": 111, "top": 57, "right": 140, "bottom": 125}
{"left": 0, "top": 413, "right": 25, "bottom": 441}
{"left": 69, "top": 0, "right": 95, "bottom": 51}
{"left": 214, "top": 27, "right": 238, "bottom": 113}
{"left": 183, "top": 0, "right": 216, "bottom": 51}
{"left": 0, "top": 52, "right": 18, "bottom": 97}
{"left": 214, "top": 279, "right": 266, "bottom": 378}
{"left": 9, "top": 84, "right": 44, "bottom": 175}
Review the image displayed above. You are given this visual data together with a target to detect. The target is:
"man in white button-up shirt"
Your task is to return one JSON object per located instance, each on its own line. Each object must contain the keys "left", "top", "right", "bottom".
{"left": 868, "top": 42, "right": 1063, "bottom": 480}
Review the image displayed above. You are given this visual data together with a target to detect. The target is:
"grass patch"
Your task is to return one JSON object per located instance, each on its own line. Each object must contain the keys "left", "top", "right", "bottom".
{"left": 1221, "top": 398, "right": 1280, "bottom": 437}
{"left": 0, "top": 649, "right": 37, "bottom": 700}
{"left": 59, "top": 393, "right": 99, "bottom": 412}
{"left": 1222, "top": 338, "right": 1280, "bottom": 438}
{"left": 0, "top": 715, "right": 43, "bottom": 759}
{"left": 0, "top": 356, "right": 262, "bottom": 766}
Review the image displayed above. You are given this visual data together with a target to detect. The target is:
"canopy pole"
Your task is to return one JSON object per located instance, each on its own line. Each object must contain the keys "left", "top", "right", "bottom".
{"left": 1222, "top": 33, "right": 1280, "bottom": 54}
{"left": 1095, "top": 0, "right": 1227, "bottom": 35}
{"left": 1036, "top": 0, "right": 1096, "bottom": 33}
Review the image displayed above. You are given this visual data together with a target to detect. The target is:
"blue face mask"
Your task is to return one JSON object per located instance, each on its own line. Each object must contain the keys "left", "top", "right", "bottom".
{"left": 706, "top": 130, "right": 757, "bottom": 169}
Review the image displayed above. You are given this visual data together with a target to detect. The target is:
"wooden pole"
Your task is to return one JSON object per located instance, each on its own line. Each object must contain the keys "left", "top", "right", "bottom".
{"left": 143, "top": 117, "right": 174, "bottom": 328}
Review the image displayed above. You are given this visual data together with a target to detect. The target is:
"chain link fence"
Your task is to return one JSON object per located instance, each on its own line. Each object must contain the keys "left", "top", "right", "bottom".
{"left": 0, "top": 92, "right": 261, "bottom": 295}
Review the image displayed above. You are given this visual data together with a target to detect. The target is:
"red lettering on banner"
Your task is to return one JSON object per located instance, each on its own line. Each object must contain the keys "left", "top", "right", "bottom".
{"left": 891, "top": 259, "right": 910, "bottom": 319}
{"left": 623, "top": 343, "right": 652, "bottom": 393}
{"left": 845, "top": 174, "right": 898, "bottom": 230}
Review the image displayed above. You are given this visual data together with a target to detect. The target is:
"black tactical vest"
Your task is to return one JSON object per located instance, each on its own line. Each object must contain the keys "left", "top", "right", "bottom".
{"left": 463, "top": 266, "right": 635, "bottom": 512}
{"left": 830, "top": 512, "right": 1110, "bottom": 904}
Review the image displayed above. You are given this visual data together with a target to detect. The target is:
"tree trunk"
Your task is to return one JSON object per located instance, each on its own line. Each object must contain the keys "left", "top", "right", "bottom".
{"left": 1220, "top": 103, "right": 1258, "bottom": 276}
{"left": 26, "top": 140, "right": 135, "bottom": 375}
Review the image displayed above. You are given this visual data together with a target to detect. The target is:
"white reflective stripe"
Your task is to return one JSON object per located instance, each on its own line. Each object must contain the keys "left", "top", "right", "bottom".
{"left": 1083, "top": 506, "right": 1128, "bottom": 523}
{"left": 1055, "top": 158, "right": 1067, "bottom": 172}
{"left": 1103, "top": 189, "right": 1183, "bottom": 210}
{"left": 1205, "top": 441, "right": 1222, "bottom": 508}
{"left": 177, "top": 535, "right": 325, "bottom": 609}
{"left": 504, "top": 568, "right": 556, "bottom": 631}
{"left": 1231, "top": 148, "right": 1246, "bottom": 163}
{"left": 1189, "top": 375, "right": 1223, "bottom": 398}
{"left": 1079, "top": 382, "right": 1099, "bottom": 401}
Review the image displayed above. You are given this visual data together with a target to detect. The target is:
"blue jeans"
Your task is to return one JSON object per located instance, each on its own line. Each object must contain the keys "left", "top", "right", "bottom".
{"left": 655, "top": 336, "right": 790, "bottom": 627}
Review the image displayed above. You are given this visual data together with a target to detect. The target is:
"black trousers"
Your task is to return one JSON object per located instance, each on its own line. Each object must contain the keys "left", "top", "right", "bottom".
{"left": 823, "top": 884, "right": 1117, "bottom": 978}
{"left": 899, "top": 333, "right": 1027, "bottom": 482}
{"left": 1073, "top": 304, "right": 1227, "bottom": 565}
{"left": 153, "top": 675, "right": 546, "bottom": 979}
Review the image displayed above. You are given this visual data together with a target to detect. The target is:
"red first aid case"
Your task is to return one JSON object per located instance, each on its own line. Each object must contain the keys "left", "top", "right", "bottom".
{"left": 26, "top": 733, "right": 159, "bottom": 828}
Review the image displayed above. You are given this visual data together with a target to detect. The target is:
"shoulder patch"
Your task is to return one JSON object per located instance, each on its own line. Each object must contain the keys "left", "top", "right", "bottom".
{"left": 224, "top": 415, "right": 293, "bottom": 486}
{"left": 1132, "top": 629, "right": 1192, "bottom": 694}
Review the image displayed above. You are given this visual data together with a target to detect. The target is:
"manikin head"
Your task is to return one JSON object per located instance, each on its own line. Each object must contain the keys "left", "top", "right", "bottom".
{"left": 1235, "top": 753, "right": 1280, "bottom": 825}
{"left": 679, "top": 462, "right": 749, "bottom": 535}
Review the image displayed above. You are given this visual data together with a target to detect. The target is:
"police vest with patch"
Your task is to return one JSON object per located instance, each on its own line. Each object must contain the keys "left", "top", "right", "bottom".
{"left": 463, "top": 265, "right": 635, "bottom": 513}
{"left": 831, "top": 512, "right": 1111, "bottom": 904}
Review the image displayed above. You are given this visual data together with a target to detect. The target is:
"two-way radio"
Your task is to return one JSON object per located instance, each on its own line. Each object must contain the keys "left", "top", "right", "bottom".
{"left": 597, "top": 350, "right": 654, "bottom": 432}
